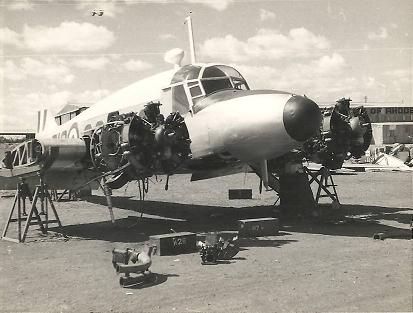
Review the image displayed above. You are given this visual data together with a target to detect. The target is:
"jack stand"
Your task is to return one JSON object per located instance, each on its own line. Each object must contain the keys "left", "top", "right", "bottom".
{"left": 304, "top": 166, "right": 339, "bottom": 204}
{"left": 100, "top": 177, "right": 115, "bottom": 225}
{"left": 2, "top": 174, "right": 64, "bottom": 243}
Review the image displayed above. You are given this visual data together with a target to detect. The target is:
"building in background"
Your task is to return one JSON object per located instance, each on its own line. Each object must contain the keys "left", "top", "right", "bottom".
{"left": 54, "top": 103, "right": 90, "bottom": 126}
{"left": 320, "top": 101, "right": 413, "bottom": 145}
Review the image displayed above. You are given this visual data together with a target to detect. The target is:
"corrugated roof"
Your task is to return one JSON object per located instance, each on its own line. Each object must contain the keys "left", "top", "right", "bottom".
{"left": 55, "top": 104, "right": 88, "bottom": 116}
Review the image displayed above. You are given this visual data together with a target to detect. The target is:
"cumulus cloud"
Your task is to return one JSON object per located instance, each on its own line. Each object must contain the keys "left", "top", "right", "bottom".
{"left": 0, "top": 28, "right": 22, "bottom": 47}
{"left": 70, "top": 89, "right": 111, "bottom": 106}
{"left": 199, "top": 28, "right": 330, "bottom": 62}
{"left": 368, "top": 27, "right": 388, "bottom": 40}
{"left": 183, "top": 0, "right": 233, "bottom": 11}
{"left": 260, "top": 9, "right": 276, "bottom": 21}
{"left": 2, "top": 60, "right": 26, "bottom": 81}
{"left": 1, "top": 57, "right": 74, "bottom": 83}
{"left": 121, "top": 59, "right": 153, "bottom": 72}
{"left": 72, "top": 57, "right": 111, "bottom": 70}
{"left": 233, "top": 53, "right": 350, "bottom": 100}
{"left": 1, "top": 88, "right": 111, "bottom": 131}
{"left": 383, "top": 69, "right": 411, "bottom": 81}
{"left": 313, "top": 53, "right": 346, "bottom": 74}
{"left": 21, "top": 22, "right": 115, "bottom": 52}
{"left": 1, "top": 91, "right": 72, "bottom": 131}
{"left": 159, "top": 33, "right": 176, "bottom": 40}
{"left": 6, "top": 0, "right": 33, "bottom": 10}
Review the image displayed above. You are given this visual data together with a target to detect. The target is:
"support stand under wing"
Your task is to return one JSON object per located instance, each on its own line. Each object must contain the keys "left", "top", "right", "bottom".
{"left": 304, "top": 166, "right": 339, "bottom": 204}
{"left": 2, "top": 174, "right": 64, "bottom": 243}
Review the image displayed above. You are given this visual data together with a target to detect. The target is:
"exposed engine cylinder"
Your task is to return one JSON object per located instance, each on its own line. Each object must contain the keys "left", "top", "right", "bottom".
{"left": 304, "top": 98, "right": 372, "bottom": 169}
{"left": 90, "top": 102, "right": 191, "bottom": 187}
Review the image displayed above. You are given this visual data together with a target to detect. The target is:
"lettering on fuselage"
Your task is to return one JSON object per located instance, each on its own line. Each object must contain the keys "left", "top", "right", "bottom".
{"left": 53, "top": 120, "right": 104, "bottom": 138}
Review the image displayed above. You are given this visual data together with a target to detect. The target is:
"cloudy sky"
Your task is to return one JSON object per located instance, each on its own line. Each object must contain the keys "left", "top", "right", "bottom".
{"left": 0, "top": 0, "right": 412, "bottom": 131}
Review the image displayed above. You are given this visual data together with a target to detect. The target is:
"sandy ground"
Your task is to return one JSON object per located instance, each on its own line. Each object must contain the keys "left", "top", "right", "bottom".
{"left": 0, "top": 171, "right": 412, "bottom": 313}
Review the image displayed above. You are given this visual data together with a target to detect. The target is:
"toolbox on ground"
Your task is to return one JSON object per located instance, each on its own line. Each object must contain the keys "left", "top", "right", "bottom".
{"left": 149, "top": 232, "right": 197, "bottom": 256}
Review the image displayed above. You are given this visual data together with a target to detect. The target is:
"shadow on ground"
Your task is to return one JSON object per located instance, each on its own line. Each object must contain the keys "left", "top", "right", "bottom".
{"left": 48, "top": 195, "right": 412, "bottom": 243}
{"left": 122, "top": 273, "right": 179, "bottom": 290}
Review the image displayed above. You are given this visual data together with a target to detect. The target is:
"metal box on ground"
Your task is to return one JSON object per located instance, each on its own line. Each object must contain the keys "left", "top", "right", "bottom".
{"left": 238, "top": 218, "right": 279, "bottom": 237}
{"left": 149, "top": 232, "right": 196, "bottom": 256}
{"left": 228, "top": 189, "right": 252, "bottom": 199}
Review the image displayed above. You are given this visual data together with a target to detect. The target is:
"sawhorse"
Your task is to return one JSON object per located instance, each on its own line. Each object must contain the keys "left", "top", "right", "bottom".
{"left": 304, "top": 166, "right": 340, "bottom": 204}
{"left": 2, "top": 175, "right": 64, "bottom": 243}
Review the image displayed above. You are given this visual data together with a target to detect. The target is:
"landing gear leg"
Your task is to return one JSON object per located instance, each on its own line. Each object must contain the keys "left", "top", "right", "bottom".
{"left": 100, "top": 177, "right": 115, "bottom": 225}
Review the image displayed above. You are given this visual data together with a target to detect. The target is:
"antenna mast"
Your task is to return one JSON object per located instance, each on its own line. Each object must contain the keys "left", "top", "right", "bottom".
{"left": 185, "top": 15, "right": 196, "bottom": 64}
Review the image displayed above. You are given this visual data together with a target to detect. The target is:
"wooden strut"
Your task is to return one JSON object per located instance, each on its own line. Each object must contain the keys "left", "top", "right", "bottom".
{"left": 2, "top": 174, "right": 64, "bottom": 243}
{"left": 305, "top": 166, "right": 340, "bottom": 204}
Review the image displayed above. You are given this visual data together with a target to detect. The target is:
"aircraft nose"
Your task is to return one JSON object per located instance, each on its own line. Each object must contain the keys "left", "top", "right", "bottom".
{"left": 283, "top": 95, "right": 321, "bottom": 142}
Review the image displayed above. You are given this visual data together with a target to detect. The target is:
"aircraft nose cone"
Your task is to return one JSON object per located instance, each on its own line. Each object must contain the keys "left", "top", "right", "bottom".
{"left": 283, "top": 95, "right": 321, "bottom": 142}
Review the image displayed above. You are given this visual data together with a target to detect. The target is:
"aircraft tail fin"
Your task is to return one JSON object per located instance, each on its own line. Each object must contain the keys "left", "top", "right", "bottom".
{"left": 36, "top": 109, "right": 57, "bottom": 136}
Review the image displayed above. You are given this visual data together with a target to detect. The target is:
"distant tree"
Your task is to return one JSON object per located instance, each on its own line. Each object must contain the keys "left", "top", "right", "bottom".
{"left": 0, "top": 136, "right": 26, "bottom": 143}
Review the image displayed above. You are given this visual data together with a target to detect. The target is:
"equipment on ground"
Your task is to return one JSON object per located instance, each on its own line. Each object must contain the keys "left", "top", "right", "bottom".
{"left": 238, "top": 218, "right": 280, "bottom": 237}
{"left": 149, "top": 231, "right": 197, "bottom": 256}
{"left": 112, "top": 246, "right": 155, "bottom": 287}
{"left": 197, "top": 233, "right": 240, "bottom": 264}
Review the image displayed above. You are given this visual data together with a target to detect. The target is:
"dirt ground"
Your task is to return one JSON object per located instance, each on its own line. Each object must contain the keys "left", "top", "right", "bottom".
{"left": 0, "top": 171, "right": 412, "bottom": 313}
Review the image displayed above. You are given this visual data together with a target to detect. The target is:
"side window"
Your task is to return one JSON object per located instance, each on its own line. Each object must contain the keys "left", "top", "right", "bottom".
{"left": 172, "top": 84, "right": 190, "bottom": 114}
{"left": 188, "top": 81, "right": 202, "bottom": 98}
{"left": 233, "top": 80, "right": 248, "bottom": 90}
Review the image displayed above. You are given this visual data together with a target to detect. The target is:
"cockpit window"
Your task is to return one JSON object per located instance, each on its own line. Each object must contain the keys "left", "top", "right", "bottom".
{"left": 171, "top": 65, "right": 201, "bottom": 84}
{"left": 202, "top": 78, "right": 232, "bottom": 95}
{"left": 202, "top": 66, "right": 227, "bottom": 78}
{"left": 166, "top": 64, "right": 249, "bottom": 114}
{"left": 201, "top": 65, "right": 249, "bottom": 95}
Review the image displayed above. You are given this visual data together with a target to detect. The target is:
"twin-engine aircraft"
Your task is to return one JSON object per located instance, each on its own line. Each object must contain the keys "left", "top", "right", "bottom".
{"left": 0, "top": 20, "right": 372, "bottom": 197}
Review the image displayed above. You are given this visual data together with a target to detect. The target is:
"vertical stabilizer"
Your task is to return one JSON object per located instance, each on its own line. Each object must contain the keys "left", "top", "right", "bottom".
{"left": 36, "top": 109, "right": 57, "bottom": 138}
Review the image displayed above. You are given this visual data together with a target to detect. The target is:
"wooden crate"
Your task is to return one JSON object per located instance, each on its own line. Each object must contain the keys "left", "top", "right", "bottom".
{"left": 149, "top": 232, "right": 197, "bottom": 256}
{"left": 238, "top": 218, "right": 279, "bottom": 237}
{"left": 228, "top": 189, "right": 252, "bottom": 199}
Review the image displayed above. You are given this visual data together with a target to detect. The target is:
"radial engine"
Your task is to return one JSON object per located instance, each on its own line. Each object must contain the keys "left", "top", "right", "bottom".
{"left": 303, "top": 98, "right": 372, "bottom": 169}
{"left": 89, "top": 101, "right": 191, "bottom": 188}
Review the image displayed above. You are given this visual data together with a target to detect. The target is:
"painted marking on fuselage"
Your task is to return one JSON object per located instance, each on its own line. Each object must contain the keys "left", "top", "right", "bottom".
{"left": 42, "top": 109, "right": 47, "bottom": 131}
{"left": 54, "top": 120, "right": 104, "bottom": 139}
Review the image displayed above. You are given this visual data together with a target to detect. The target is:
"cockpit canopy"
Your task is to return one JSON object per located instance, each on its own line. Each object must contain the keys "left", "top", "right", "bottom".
{"left": 162, "top": 64, "right": 249, "bottom": 114}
